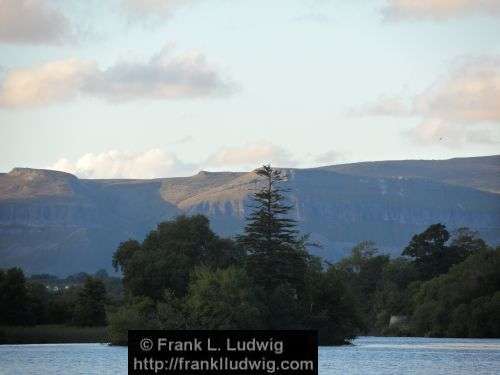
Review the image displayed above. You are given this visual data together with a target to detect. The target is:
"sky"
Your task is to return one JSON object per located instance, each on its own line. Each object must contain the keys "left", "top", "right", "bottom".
{"left": 0, "top": 0, "right": 499, "bottom": 178}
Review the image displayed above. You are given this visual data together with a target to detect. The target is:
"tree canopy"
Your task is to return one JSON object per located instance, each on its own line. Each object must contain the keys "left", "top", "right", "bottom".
{"left": 113, "top": 215, "right": 243, "bottom": 300}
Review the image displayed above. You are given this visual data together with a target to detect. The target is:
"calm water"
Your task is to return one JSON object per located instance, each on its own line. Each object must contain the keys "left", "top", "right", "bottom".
{"left": 0, "top": 336, "right": 499, "bottom": 374}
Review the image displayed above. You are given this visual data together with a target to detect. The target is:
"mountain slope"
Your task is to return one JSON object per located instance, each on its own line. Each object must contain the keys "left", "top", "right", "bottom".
{"left": 0, "top": 169, "right": 180, "bottom": 275}
{"left": 0, "top": 156, "right": 499, "bottom": 275}
{"left": 320, "top": 155, "right": 500, "bottom": 194}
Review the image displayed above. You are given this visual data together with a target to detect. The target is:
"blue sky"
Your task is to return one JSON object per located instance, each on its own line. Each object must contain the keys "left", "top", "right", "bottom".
{"left": 1, "top": 0, "right": 499, "bottom": 178}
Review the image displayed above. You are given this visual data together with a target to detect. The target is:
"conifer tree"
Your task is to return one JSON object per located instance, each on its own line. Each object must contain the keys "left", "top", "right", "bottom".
{"left": 238, "top": 165, "right": 308, "bottom": 294}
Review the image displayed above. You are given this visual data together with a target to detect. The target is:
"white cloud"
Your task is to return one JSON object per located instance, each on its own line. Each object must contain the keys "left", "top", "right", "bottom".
{"left": 50, "top": 149, "right": 196, "bottom": 179}
{"left": 383, "top": 0, "right": 500, "bottom": 21}
{"left": 357, "top": 57, "right": 500, "bottom": 147}
{"left": 0, "top": 0, "right": 71, "bottom": 45}
{"left": 0, "top": 46, "right": 234, "bottom": 108}
{"left": 414, "top": 58, "right": 500, "bottom": 124}
{"left": 84, "top": 48, "right": 233, "bottom": 101}
{"left": 48, "top": 144, "right": 355, "bottom": 178}
{"left": 49, "top": 144, "right": 297, "bottom": 179}
{"left": 0, "top": 59, "right": 96, "bottom": 108}
{"left": 411, "top": 57, "right": 500, "bottom": 145}
{"left": 203, "top": 143, "right": 297, "bottom": 171}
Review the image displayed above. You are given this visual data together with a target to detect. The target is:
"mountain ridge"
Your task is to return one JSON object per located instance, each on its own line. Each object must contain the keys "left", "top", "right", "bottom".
{"left": 0, "top": 155, "right": 499, "bottom": 275}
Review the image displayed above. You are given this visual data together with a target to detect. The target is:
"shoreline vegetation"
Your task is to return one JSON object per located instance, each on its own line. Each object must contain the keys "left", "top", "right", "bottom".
{"left": 1, "top": 166, "right": 499, "bottom": 346}
{"left": 0, "top": 325, "right": 108, "bottom": 345}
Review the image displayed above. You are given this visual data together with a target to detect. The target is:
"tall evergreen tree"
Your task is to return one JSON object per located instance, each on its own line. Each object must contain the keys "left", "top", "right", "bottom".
{"left": 237, "top": 165, "right": 308, "bottom": 294}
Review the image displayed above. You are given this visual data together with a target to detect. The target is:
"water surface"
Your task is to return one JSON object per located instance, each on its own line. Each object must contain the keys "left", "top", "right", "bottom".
{"left": 320, "top": 337, "right": 500, "bottom": 375}
{"left": 1, "top": 336, "right": 499, "bottom": 374}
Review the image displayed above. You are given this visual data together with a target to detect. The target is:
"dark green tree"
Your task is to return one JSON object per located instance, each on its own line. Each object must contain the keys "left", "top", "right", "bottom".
{"left": 108, "top": 297, "right": 160, "bottom": 345}
{"left": 410, "top": 248, "right": 500, "bottom": 338}
{"left": 237, "top": 165, "right": 309, "bottom": 294}
{"left": 403, "top": 224, "right": 485, "bottom": 281}
{"left": 157, "top": 290, "right": 186, "bottom": 330}
{"left": 186, "top": 266, "right": 263, "bottom": 330}
{"left": 113, "top": 215, "right": 243, "bottom": 300}
{"left": 307, "top": 266, "right": 363, "bottom": 345}
{"left": 402, "top": 223, "right": 451, "bottom": 280}
{"left": 73, "top": 277, "right": 107, "bottom": 327}
{"left": 337, "top": 241, "right": 390, "bottom": 332}
{"left": 372, "top": 257, "right": 419, "bottom": 334}
{"left": 46, "top": 289, "right": 79, "bottom": 324}
{"left": 0, "top": 268, "right": 34, "bottom": 325}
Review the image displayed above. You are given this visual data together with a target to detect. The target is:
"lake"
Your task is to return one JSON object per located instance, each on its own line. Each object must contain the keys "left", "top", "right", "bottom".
{"left": 1, "top": 336, "right": 499, "bottom": 374}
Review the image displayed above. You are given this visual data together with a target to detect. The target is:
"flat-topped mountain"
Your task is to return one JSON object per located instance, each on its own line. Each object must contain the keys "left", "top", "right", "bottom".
{"left": 0, "top": 156, "right": 499, "bottom": 275}
{"left": 0, "top": 168, "right": 79, "bottom": 200}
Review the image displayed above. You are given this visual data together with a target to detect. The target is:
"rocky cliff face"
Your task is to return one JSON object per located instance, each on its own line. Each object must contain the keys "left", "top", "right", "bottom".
{"left": 0, "top": 156, "right": 499, "bottom": 275}
{"left": 0, "top": 169, "right": 179, "bottom": 274}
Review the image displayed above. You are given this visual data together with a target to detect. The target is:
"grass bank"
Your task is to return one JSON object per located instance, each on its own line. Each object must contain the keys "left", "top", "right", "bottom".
{"left": 0, "top": 325, "right": 108, "bottom": 344}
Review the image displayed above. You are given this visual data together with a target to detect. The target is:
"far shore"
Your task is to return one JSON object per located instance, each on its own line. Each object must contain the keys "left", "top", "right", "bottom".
{"left": 2, "top": 326, "right": 498, "bottom": 346}
{"left": 0, "top": 325, "right": 108, "bottom": 345}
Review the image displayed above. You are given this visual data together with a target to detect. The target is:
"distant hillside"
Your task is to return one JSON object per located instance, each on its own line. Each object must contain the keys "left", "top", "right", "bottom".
{"left": 320, "top": 155, "right": 500, "bottom": 194}
{"left": 0, "top": 156, "right": 499, "bottom": 276}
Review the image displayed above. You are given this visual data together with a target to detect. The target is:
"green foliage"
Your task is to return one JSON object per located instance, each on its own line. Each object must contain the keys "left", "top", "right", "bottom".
{"left": 107, "top": 292, "right": 185, "bottom": 345}
{"left": 339, "top": 225, "right": 498, "bottom": 338}
{"left": 371, "top": 257, "right": 419, "bottom": 333}
{"left": 410, "top": 249, "right": 500, "bottom": 337}
{"left": 25, "top": 282, "right": 50, "bottom": 324}
{"left": 403, "top": 223, "right": 451, "bottom": 280}
{"left": 4, "top": 212, "right": 499, "bottom": 344}
{"left": 0, "top": 268, "right": 38, "bottom": 325}
{"left": 402, "top": 223, "right": 483, "bottom": 281}
{"left": 46, "top": 290, "right": 78, "bottom": 324}
{"left": 73, "top": 277, "right": 107, "bottom": 327}
{"left": 157, "top": 290, "right": 186, "bottom": 330}
{"left": 266, "top": 283, "right": 304, "bottom": 330}
{"left": 113, "top": 215, "right": 243, "bottom": 300}
{"left": 1, "top": 267, "right": 121, "bottom": 329}
{"left": 186, "top": 266, "right": 262, "bottom": 330}
{"left": 337, "top": 241, "right": 390, "bottom": 332}
{"left": 307, "top": 266, "right": 363, "bottom": 345}
{"left": 108, "top": 297, "right": 161, "bottom": 345}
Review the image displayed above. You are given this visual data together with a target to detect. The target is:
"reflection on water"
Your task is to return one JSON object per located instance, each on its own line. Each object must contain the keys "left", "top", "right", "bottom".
{"left": 0, "top": 337, "right": 499, "bottom": 375}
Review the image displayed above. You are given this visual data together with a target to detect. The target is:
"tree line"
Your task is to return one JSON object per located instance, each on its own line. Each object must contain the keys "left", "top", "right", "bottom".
{"left": 1, "top": 165, "right": 498, "bottom": 344}
{"left": 336, "top": 225, "right": 499, "bottom": 337}
{"left": 0, "top": 269, "right": 120, "bottom": 328}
